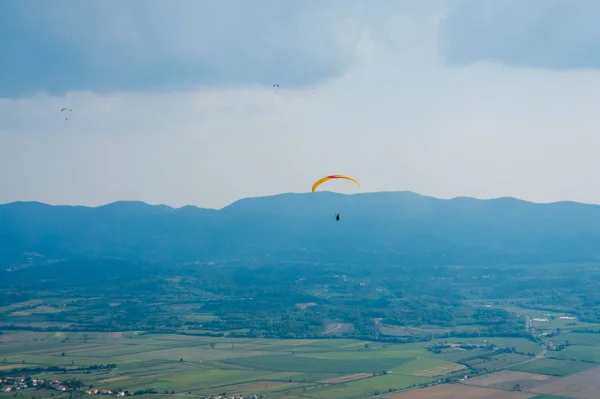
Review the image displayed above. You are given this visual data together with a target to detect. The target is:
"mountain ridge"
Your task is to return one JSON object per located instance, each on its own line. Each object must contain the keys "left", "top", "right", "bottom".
{"left": 2, "top": 191, "right": 600, "bottom": 267}
{"left": 4, "top": 190, "right": 599, "bottom": 211}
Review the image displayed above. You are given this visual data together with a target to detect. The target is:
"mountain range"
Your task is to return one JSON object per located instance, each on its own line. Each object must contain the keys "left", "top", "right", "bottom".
{"left": 2, "top": 191, "right": 600, "bottom": 268}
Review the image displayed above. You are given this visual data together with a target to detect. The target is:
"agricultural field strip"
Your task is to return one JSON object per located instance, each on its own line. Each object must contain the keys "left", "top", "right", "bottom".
{"left": 14, "top": 339, "right": 269, "bottom": 359}
{"left": 40, "top": 344, "right": 132, "bottom": 356}
{"left": 159, "top": 370, "right": 338, "bottom": 395}
{"left": 508, "top": 358, "right": 598, "bottom": 377}
{"left": 321, "top": 373, "right": 373, "bottom": 384}
{"left": 296, "top": 375, "right": 437, "bottom": 399}
{"left": 411, "top": 363, "right": 466, "bottom": 377}
{"left": 212, "top": 380, "right": 299, "bottom": 394}
{"left": 221, "top": 354, "right": 406, "bottom": 374}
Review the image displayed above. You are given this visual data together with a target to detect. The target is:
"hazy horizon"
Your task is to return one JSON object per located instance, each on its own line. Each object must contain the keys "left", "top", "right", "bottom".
{"left": 2, "top": 1, "right": 600, "bottom": 209}
{"left": 3, "top": 189, "right": 600, "bottom": 211}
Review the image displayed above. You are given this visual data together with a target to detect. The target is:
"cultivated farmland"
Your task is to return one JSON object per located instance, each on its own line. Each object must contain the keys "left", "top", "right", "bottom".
{"left": 0, "top": 331, "right": 460, "bottom": 399}
{"left": 464, "top": 370, "right": 556, "bottom": 391}
{"left": 528, "top": 365, "right": 600, "bottom": 399}
{"left": 384, "top": 384, "right": 537, "bottom": 399}
{"left": 2, "top": 330, "right": 600, "bottom": 399}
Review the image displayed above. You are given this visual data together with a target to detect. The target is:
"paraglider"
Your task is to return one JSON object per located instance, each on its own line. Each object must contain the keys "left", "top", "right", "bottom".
{"left": 311, "top": 175, "right": 360, "bottom": 193}
{"left": 61, "top": 108, "right": 72, "bottom": 120}
{"left": 273, "top": 84, "right": 279, "bottom": 94}
{"left": 311, "top": 175, "right": 360, "bottom": 222}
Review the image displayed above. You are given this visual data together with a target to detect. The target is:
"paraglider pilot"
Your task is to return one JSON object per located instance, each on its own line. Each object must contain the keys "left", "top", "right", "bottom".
{"left": 310, "top": 175, "right": 359, "bottom": 223}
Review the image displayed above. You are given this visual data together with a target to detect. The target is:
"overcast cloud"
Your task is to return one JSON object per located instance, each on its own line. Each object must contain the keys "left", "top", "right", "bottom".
{"left": 1, "top": 0, "right": 599, "bottom": 208}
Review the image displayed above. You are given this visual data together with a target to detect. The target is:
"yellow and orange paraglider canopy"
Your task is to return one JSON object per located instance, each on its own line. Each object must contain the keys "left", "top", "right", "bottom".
{"left": 311, "top": 175, "right": 360, "bottom": 193}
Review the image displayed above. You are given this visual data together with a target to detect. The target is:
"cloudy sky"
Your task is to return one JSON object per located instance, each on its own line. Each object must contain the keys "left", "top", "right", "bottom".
{"left": 2, "top": 0, "right": 600, "bottom": 209}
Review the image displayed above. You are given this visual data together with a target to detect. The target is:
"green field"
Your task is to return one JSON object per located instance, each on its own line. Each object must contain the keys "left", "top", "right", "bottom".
{"left": 222, "top": 353, "right": 407, "bottom": 373}
{"left": 548, "top": 332, "right": 600, "bottom": 346}
{"left": 508, "top": 357, "right": 597, "bottom": 376}
{"left": 303, "top": 374, "right": 430, "bottom": 399}
{"left": 549, "top": 346, "right": 600, "bottom": 363}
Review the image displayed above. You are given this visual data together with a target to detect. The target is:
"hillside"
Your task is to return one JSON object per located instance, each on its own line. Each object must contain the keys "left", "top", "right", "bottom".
{"left": 2, "top": 191, "right": 600, "bottom": 267}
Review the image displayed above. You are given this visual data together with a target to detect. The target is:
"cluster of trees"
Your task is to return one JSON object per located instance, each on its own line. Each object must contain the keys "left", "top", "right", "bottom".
{"left": 0, "top": 365, "right": 117, "bottom": 378}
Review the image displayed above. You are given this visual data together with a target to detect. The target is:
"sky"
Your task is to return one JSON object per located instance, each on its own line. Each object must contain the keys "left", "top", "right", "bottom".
{"left": 2, "top": 0, "right": 600, "bottom": 209}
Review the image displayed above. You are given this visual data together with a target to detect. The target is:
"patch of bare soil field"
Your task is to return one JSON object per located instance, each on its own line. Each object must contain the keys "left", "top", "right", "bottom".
{"left": 385, "top": 384, "right": 537, "bottom": 399}
{"left": 529, "top": 364, "right": 600, "bottom": 399}
{"left": 321, "top": 373, "right": 372, "bottom": 384}
{"left": 465, "top": 370, "right": 556, "bottom": 391}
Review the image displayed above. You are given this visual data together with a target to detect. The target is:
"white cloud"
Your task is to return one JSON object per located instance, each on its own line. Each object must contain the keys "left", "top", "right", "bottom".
{"left": 2, "top": 1, "right": 600, "bottom": 208}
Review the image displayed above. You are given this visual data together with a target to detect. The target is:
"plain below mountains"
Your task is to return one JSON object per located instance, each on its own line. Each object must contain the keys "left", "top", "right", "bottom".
{"left": 2, "top": 191, "right": 600, "bottom": 267}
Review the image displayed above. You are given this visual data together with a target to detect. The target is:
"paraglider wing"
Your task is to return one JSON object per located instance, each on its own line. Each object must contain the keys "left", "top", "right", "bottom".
{"left": 311, "top": 175, "right": 360, "bottom": 193}
{"left": 61, "top": 108, "right": 72, "bottom": 120}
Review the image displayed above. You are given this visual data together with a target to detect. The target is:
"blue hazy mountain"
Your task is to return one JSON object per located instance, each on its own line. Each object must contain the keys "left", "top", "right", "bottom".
{"left": 2, "top": 191, "right": 600, "bottom": 267}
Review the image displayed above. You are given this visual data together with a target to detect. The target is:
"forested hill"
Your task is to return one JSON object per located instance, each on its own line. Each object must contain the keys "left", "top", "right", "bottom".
{"left": 2, "top": 191, "right": 600, "bottom": 267}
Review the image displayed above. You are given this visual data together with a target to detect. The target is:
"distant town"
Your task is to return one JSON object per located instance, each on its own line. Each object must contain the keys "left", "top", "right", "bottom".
{"left": 1, "top": 376, "right": 78, "bottom": 394}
